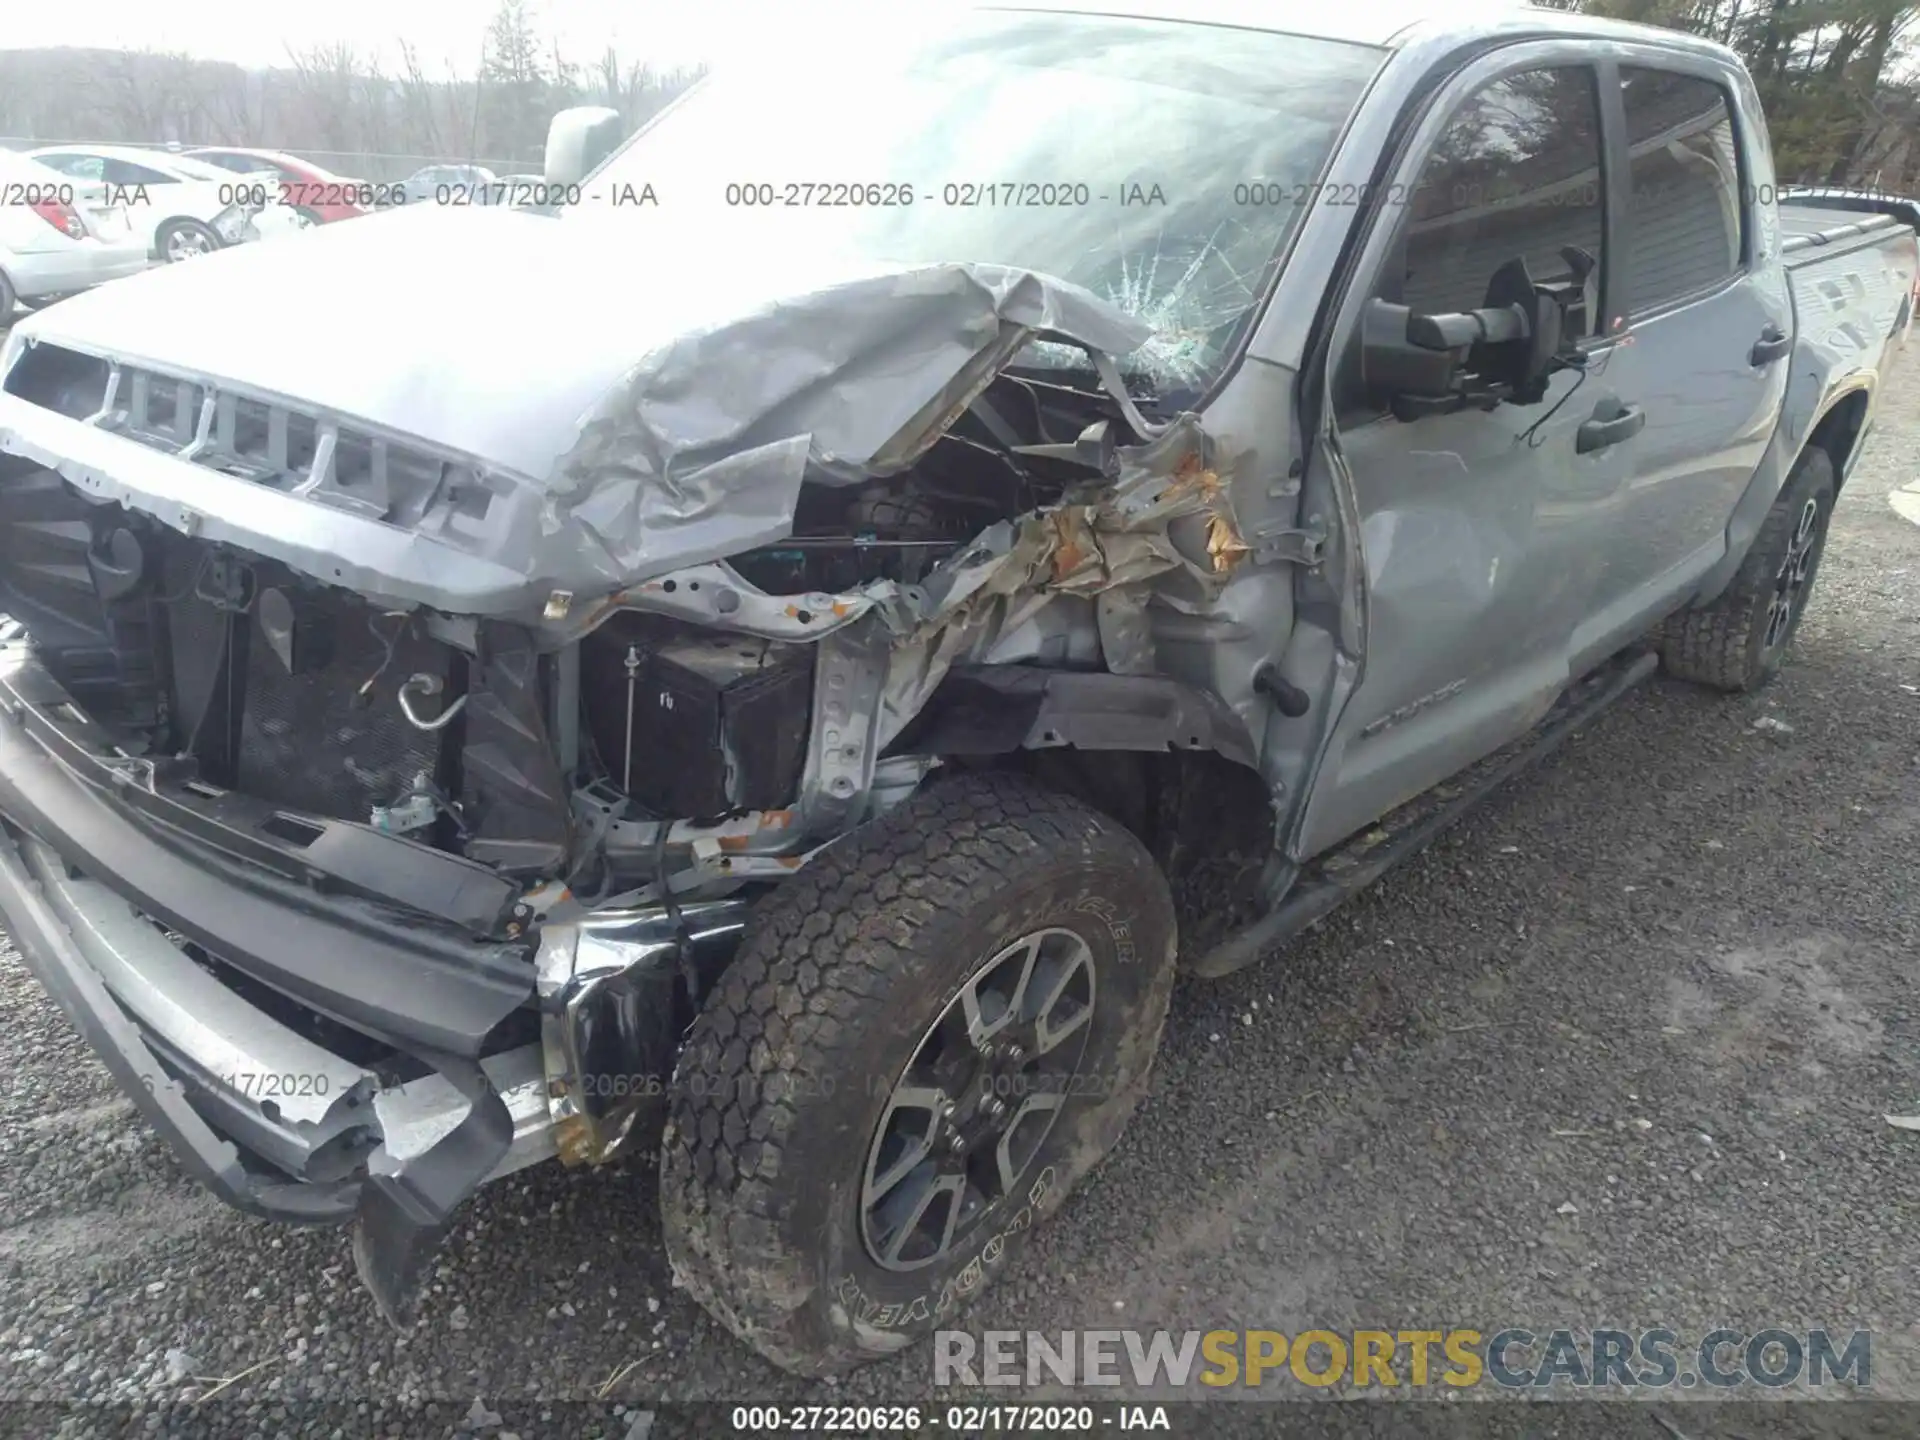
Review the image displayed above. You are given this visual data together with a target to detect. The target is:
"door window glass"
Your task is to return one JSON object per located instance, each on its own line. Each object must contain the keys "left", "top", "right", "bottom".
{"left": 1401, "top": 66, "right": 1605, "bottom": 335}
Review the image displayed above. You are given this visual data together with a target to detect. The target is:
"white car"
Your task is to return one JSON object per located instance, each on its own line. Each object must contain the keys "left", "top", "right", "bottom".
{"left": 0, "top": 150, "right": 148, "bottom": 319}
{"left": 26, "top": 145, "right": 307, "bottom": 263}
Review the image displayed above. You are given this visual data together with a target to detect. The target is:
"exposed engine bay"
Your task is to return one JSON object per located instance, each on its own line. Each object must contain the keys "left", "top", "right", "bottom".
{"left": 0, "top": 352, "right": 1250, "bottom": 922}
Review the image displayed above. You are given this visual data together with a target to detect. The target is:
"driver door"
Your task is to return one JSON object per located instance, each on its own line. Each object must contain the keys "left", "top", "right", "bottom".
{"left": 1297, "top": 48, "right": 1638, "bottom": 858}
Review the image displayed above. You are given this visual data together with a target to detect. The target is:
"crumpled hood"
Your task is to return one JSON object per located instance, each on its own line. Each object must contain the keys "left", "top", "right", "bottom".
{"left": 13, "top": 205, "right": 660, "bottom": 483}
{"left": 2, "top": 205, "right": 1152, "bottom": 612}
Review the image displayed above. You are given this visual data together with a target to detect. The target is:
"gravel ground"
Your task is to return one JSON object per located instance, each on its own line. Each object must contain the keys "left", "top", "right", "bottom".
{"left": 0, "top": 342, "right": 1916, "bottom": 1439}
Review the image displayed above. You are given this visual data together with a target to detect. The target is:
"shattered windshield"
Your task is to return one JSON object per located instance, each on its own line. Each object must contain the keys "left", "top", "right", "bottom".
{"left": 575, "top": 11, "right": 1384, "bottom": 400}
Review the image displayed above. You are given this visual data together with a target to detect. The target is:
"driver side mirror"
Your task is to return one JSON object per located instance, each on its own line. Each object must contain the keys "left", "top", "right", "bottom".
{"left": 1361, "top": 250, "right": 1593, "bottom": 421}
{"left": 544, "top": 106, "right": 624, "bottom": 188}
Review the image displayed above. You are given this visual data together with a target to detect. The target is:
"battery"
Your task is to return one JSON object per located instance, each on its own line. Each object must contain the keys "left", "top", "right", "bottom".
{"left": 581, "top": 626, "right": 814, "bottom": 819}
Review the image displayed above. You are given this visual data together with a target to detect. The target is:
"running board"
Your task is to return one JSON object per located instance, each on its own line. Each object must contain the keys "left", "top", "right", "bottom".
{"left": 1190, "top": 649, "right": 1659, "bottom": 980}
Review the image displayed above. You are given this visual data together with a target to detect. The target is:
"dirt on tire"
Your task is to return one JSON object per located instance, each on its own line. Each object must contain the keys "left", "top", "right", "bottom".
{"left": 1660, "top": 446, "right": 1836, "bottom": 691}
{"left": 659, "top": 770, "right": 1179, "bottom": 1376}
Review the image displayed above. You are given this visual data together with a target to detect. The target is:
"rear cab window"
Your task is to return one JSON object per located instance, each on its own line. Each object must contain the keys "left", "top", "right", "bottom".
{"left": 1618, "top": 67, "right": 1745, "bottom": 314}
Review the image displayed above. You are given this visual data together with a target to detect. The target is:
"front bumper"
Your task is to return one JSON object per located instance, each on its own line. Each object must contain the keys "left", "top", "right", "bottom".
{"left": 0, "top": 637, "right": 556, "bottom": 1316}
{"left": 0, "top": 831, "right": 556, "bottom": 1217}
{"left": 0, "top": 623, "right": 757, "bottom": 1318}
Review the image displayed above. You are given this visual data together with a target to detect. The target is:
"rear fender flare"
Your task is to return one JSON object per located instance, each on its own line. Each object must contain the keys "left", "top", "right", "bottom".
{"left": 1692, "top": 378, "right": 1872, "bottom": 607}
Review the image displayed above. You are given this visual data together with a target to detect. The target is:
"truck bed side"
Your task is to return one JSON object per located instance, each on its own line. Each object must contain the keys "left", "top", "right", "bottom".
{"left": 1688, "top": 199, "right": 1916, "bottom": 607}
{"left": 1776, "top": 203, "right": 1917, "bottom": 480}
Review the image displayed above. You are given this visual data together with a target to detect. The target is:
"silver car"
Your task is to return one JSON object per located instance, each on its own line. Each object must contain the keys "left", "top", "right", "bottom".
{"left": 0, "top": 150, "right": 147, "bottom": 317}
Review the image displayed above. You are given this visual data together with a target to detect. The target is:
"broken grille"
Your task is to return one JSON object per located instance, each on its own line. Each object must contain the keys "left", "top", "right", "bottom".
{"left": 2, "top": 342, "right": 510, "bottom": 542}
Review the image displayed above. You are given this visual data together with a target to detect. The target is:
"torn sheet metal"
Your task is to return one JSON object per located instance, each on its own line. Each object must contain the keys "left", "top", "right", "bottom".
{"left": 604, "top": 413, "right": 1251, "bottom": 739}
{"left": 0, "top": 238, "right": 1149, "bottom": 618}
{"left": 602, "top": 413, "right": 1250, "bottom": 728}
{"left": 601, "top": 414, "right": 1248, "bottom": 831}
{"left": 545, "top": 261, "right": 1152, "bottom": 594}
{"left": 863, "top": 414, "right": 1250, "bottom": 746}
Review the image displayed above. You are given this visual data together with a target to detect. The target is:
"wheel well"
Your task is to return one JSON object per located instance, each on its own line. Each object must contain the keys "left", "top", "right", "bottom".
{"left": 946, "top": 747, "right": 1278, "bottom": 961}
{"left": 1808, "top": 389, "right": 1870, "bottom": 489}
{"left": 892, "top": 667, "right": 1279, "bottom": 958}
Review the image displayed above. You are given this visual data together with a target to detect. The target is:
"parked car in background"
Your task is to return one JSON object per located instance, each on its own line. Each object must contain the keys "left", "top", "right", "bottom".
{"left": 398, "top": 163, "right": 499, "bottom": 205}
{"left": 185, "top": 147, "right": 376, "bottom": 224}
{"left": 27, "top": 145, "right": 291, "bottom": 262}
{"left": 475, "top": 173, "right": 578, "bottom": 209}
{"left": 164, "top": 155, "right": 313, "bottom": 245}
{"left": 0, "top": 149, "right": 146, "bottom": 319}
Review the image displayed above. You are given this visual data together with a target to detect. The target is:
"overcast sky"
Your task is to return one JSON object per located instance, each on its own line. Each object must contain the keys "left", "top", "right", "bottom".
{"left": 0, "top": 0, "right": 780, "bottom": 74}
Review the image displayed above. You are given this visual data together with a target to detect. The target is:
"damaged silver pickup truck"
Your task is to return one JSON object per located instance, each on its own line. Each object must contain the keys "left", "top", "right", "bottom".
{"left": 0, "top": 0, "right": 1913, "bottom": 1376}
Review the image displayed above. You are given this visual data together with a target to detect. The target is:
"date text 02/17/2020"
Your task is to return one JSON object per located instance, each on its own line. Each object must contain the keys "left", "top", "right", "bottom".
{"left": 728, "top": 1405, "right": 1173, "bottom": 1432}
{"left": 715, "top": 181, "right": 1170, "bottom": 207}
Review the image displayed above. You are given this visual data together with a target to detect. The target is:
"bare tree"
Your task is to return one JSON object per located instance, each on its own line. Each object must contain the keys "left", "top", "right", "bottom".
{"left": 283, "top": 42, "right": 367, "bottom": 152}
{"left": 478, "top": 0, "right": 551, "bottom": 165}
{"left": 0, "top": 29, "right": 703, "bottom": 177}
{"left": 396, "top": 41, "right": 447, "bottom": 156}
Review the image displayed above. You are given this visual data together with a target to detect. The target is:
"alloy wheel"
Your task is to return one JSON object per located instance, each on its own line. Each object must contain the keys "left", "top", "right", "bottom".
{"left": 860, "top": 927, "right": 1097, "bottom": 1271}
{"left": 165, "top": 228, "right": 216, "bottom": 261}
{"left": 1763, "top": 495, "right": 1823, "bottom": 651}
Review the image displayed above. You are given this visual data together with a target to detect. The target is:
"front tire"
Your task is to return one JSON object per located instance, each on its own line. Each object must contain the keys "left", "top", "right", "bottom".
{"left": 1659, "top": 446, "right": 1836, "bottom": 692}
{"left": 661, "top": 770, "right": 1178, "bottom": 1376}
{"left": 0, "top": 269, "right": 15, "bottom": 322}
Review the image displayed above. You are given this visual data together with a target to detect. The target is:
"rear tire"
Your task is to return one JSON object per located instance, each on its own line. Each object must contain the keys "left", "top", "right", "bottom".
{"left": 660, "top": 770, "right": 1178, "bottom": 1376}
{"left": 157, "top": 219, "right": 222, "bottom": 262}
{"left": 1658, "top": 447, "right": 1836, "bottom": 692}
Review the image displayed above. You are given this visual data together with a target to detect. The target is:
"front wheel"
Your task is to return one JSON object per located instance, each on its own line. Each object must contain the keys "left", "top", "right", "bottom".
{"left": 1659, "top": 446, "right": 1836, "bottom": 692}
{"left": 660, "top": 770, "right": 1178, "bottom": 1376}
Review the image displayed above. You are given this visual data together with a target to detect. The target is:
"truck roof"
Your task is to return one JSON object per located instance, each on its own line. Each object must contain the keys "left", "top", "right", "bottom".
{"left": 992, "top": 0, "right": 1740, "bottom": 59}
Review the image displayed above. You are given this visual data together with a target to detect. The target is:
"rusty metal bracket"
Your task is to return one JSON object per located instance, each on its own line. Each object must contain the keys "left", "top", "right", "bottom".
{"left": 1251, "top": 521, "right": 1327, "bottom": 568}
{"left": 795, "top": 620, "right": 890, "bottom": 838}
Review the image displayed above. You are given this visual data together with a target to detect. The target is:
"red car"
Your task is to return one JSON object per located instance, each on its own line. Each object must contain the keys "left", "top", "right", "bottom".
{"left": 182, "top": 148, "right": 372, "bottom": 224}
